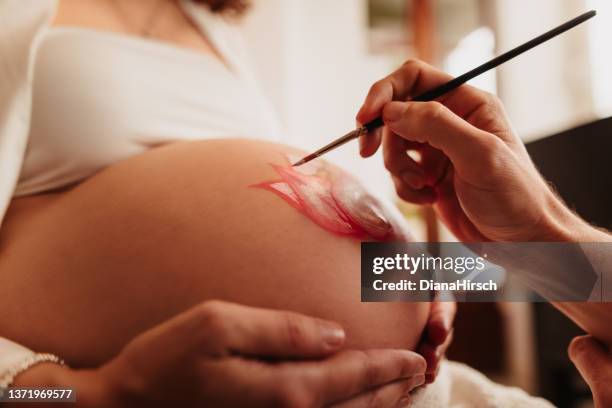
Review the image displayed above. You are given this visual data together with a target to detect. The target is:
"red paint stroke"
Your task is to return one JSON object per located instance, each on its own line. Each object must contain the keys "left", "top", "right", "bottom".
{"left": 251, "top": 155, "right": 407, "bottom": 241}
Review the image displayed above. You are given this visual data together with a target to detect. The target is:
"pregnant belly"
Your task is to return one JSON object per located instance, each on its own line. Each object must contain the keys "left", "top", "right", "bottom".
{"left": 0, "top": 139, "right": 430, "bottom": 367}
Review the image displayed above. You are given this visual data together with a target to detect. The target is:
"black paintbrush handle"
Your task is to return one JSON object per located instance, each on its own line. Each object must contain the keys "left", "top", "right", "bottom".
{"left": 362, "top": 9, "right": 596, "bottom": 134}
{"left": 364, "top": 117, "right": 384, "bottom": 132}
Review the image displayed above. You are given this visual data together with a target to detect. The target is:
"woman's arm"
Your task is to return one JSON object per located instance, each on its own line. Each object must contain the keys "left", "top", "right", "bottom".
{"left": 4, "top": 301, "right": 426, "bottom": 407}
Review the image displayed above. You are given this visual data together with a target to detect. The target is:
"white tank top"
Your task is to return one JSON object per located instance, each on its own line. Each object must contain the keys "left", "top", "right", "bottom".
{"left": 14, "top": 0, "right": 282, "bottom": 196}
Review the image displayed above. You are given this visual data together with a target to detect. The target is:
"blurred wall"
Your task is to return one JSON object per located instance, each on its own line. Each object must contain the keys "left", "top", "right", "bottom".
{"left": 240, "top": 0, "right": 395, "bottom": 197}
{"left": 587, "top": 0, "right": 612, "bottom": 118}
{"left": 494, "top": 0, "right": 595, "bottom": 142}
{"left": 240, "top": 0, "right": 608, "bottom": 177}
{"left": 240, "top": 0, "right": 610, "bottom": 170}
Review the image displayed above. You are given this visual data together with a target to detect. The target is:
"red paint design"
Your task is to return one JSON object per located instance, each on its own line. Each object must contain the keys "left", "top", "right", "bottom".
{"left": 252, "top": 155, "right": 410, "bottom": 241}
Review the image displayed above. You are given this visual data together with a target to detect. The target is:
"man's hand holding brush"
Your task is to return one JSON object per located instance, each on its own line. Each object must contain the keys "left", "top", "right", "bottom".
{"left": 356, "top": 59, "right": 596, "bottom": 243}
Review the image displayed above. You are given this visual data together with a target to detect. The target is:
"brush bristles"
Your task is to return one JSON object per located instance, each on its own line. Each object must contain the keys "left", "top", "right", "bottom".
{"left": 292, "top": 153, "right": 318, "bottom": 167}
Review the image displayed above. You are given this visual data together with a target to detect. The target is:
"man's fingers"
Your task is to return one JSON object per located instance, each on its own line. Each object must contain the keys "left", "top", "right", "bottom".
{"left": 185, "top": 301, "right": 346, "bottom": 358}
{"left": 356, "top": 60, "right": 453, "bottom": 153}
{"left": 432, "top": 167, "right": 488, "bottom": 242}
{"left": 382, "top": 101, "right": 502, "bottom": 181}
{"left": 356, "top": 60, "right": 454, "bottom": 126}
{"left": 359, "top": 126, "right": 383, "bottom": 157}
{"left": 356, "top": 58, "right": 511, "bottom": 166}
{"left": 382, "top": 129, "right": 448, "bottom": 189}
{"left": 420, "top": 146, "right": 450, "bottom": 187}
{"left": 569, "top": 335, "right": 612, "bottom": 387}
{"left": 383, "top": 131, "right": 426, "bottom": 189}
{"left": 330, "top": 378, "right": 421, "bottom": 408}
{"left": 298, "top": 349, "right": 426, "bottom": 406}
{"left": 357, "top": 59, "right": 492, "bottom": 126}
{"left": 392, "top": 175, "right": 437, "bottom": 204}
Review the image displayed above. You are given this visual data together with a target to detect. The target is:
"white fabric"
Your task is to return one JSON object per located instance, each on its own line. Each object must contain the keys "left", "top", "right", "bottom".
{"left": 410, "top": 361, "right": 555, "bottom": 408}
{"left": 0, "top": 0, "right": 55, "bottom": 229}
{"left": 0, "top": 0, "right": 53, "bottom": 375}
{"left": 0, "top": 0, "right": 281, "bottom": 377}
{"left": 14, "top": 0, "right": 282, "bottom": 196}
{"left": 0, "top": 338, "right": 34, "bottom": 382}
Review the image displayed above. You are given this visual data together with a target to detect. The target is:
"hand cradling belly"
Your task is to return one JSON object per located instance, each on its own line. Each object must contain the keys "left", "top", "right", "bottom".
{"left": 251, "top": 155, "right": 409, "bottom": 241}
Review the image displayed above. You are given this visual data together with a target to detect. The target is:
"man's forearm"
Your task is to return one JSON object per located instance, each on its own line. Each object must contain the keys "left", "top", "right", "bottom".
{"left": 552, "top": 220, "right": 612, "bottom": 347}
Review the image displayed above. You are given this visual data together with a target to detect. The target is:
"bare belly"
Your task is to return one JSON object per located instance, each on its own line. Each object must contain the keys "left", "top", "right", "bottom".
{"left": 0, "top": 139, "right": 430, "bottom": 367}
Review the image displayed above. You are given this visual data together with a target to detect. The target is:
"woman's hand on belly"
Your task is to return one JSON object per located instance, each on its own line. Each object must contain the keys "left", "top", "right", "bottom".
{"left": 12, "top": 300, "right": 427, "bottom": 408}
{"left": 417, "top": 299, "right": 457, "bottom": 383}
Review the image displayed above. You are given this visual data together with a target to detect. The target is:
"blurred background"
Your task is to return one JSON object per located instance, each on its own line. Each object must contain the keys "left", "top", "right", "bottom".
{"left": 239, "top": 1, "right": 612, "bottom": 406}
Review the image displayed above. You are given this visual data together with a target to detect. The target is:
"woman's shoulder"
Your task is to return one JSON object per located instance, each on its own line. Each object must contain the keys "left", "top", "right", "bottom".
{"left": 0, "top": 0, "right": 56, "bottom": 114}
{"left": 1, "top": 0, "right": 56, "bottom": 31}
{"left": 0, "top": 0, "right": 55, "bottom": 65}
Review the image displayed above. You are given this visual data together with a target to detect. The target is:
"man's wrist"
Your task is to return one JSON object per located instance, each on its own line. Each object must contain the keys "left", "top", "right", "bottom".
{"left": 539, "top": 193, "right": 610, "bottom": 242}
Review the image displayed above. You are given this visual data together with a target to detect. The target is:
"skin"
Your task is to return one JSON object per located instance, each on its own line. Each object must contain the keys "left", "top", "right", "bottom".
{"left": 1, "top": 2, "right": 453, "bottom": 406}
{"left": 357, "top": 58, "right": 612, "bottom": 404}
{"left": 569, "top": 335, "right": 612, "bottom": 408}
{"left": 0, "top": 139, "right": 431, "bottom": 364}
{"left": 8, "top": 301, "right": 427, "bottom": 408}
{"left": 51, "top": 0, "right": 221, "bottom": 57}
{"left": 252, "top": 154, "right": 410, "bottom": 241}
{"left": 251, "top": 157, "right": 456, "bottom": 385}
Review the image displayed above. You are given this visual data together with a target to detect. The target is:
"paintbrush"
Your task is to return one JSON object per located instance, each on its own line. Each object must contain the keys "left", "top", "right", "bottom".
{"left": 292, "top": 10, "right": 596, "bottom": 167}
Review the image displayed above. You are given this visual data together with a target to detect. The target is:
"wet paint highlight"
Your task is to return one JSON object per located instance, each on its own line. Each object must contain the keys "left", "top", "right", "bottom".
{"left": 251, "top": 154, "right": 408, "bottom": 241}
